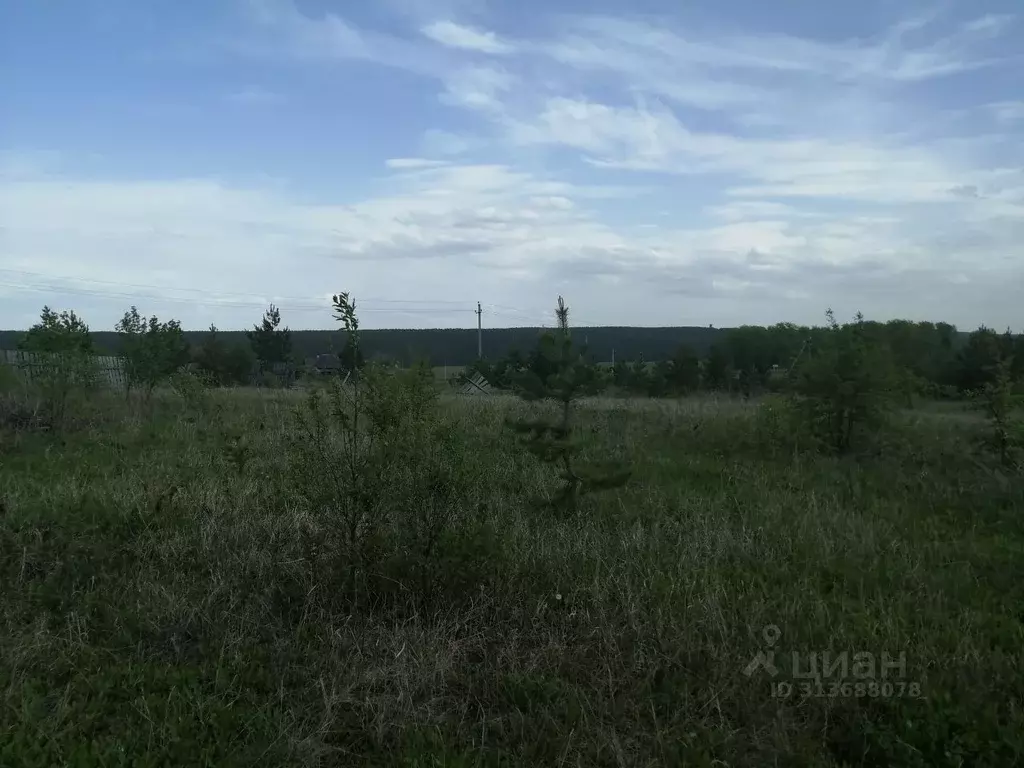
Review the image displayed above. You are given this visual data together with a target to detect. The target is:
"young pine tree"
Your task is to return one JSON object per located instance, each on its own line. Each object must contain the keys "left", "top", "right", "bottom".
{"left": 247, "top": 303, "right": 293, "bottom": 384}
{"left": 791, "top": 309, "right": 898, "bottom": 455}
{"left": 976, "top": 331, "right": 1021, "bottom": 469}
{"left": 506, "top": 296, "right": 630, "bottom": 513}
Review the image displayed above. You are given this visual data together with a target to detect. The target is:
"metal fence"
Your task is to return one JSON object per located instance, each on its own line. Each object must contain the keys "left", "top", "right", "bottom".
{"left": 0, "top": 349, "right": 127, "bottom": 390}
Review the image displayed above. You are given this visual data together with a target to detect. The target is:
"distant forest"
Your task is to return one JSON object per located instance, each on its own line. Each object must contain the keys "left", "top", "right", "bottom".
{"left": 1, "top": 326, "right": 744, "bottom": 367}
{"left": 6, "top": 307, "right": 1019, "bottom": 401}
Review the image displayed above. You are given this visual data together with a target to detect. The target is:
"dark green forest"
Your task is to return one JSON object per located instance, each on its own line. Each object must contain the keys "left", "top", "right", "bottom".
{"left": 4, "top": 304, "right": 1019, "bottom": 402}
{"left": 1, "top": 325, "right": 725, "bottom": 367}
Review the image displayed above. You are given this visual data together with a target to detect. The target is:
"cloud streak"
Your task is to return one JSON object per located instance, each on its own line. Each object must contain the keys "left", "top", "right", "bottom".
{"left": 422, "top": 20, "right": 514, "bottom": 54}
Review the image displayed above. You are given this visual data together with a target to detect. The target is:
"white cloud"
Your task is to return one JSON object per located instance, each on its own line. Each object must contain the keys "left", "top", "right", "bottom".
{"left": 989, "top": 101, "right": 1024, "bottom": 124}
{"left": 225, "top": 85, "right": 284, "bottom": 105}
{"left": 542, "top": 11, "right": 1013, "bottom": 89}
{"left": 235, "top": 0, "right": 450, "bottom": 78}
{"left": 385, "top": 158, "right": 450, "bottom": 169}
{"left": 507, "top": 97, "right": 985, "bottom": 205}
{"left": 705, "top": 201, "right": 815, "bottom": 222}
{"left": 439, "top": 65, "right": 514, "bottom": 112}
{"left": 422, "top": 20, "right": 514, "bottom": 54}
{"left": 962, "top": 14, "right": 1015, "bottom": 35}
{"left": 3, "top": 155, "right": 1021, "bottom": 331}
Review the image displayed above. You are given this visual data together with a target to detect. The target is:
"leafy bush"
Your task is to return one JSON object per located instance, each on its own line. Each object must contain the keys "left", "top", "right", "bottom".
{"left": 168, "top": 369, "right": 213, "bottom": 421}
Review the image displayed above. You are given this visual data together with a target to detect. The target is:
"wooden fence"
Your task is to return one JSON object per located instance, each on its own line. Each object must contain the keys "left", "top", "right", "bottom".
{"left": 0, "top": 349, "right": 127, "bottom": 390}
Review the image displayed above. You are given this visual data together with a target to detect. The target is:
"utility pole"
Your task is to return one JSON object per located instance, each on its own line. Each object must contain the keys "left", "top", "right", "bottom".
{"left": 476, "top": 301, "right": 483, "bottom": 359}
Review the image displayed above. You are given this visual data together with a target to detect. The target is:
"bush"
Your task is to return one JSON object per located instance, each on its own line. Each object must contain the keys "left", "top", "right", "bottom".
{"left": 789, "top": 310, "right": 899, "bottom": 455}
{"left": 15, "top": 306, "right": 102, "bottom": 432}
{"left": 0, "top": 364, "right": 47, "bottom": 437}
{"left": 168, "top": 369, "right": 213, "bottom": 421}
{"left": 753, "top": 393, "right": 806, "bottom": 457}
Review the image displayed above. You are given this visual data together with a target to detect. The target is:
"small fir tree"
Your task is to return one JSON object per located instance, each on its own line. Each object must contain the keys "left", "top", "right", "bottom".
{"left": 975, "top": 331, "right": 1021, "bottom": 469}
{"left": 247, "top": 303, "right": 293, "bottom": 382}
{"left": 505, "top": 296, "right": 630, "bottom": 513}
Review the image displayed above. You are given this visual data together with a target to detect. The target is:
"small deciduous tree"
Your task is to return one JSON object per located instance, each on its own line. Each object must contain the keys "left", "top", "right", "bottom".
{"left": 506, "top": 296, "right": 630, "bottom": 513}
{"left": 115, "top": 306, "right": 190, "bottom": 399}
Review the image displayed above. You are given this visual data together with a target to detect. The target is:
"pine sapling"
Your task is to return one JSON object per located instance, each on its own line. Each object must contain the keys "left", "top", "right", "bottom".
{"left": 978, "top": 346, "right": 1020, "bottom": 469}
{"left": 506, "top": 296, "right": 630, "bottom": 513}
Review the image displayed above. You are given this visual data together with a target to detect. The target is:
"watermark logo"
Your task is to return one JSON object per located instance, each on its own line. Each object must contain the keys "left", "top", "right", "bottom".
{"left": 744, "top": 624, "right": 782, "bottom": 677}
{"left": 745, "top": 625, "right": 923, "bottom": 700}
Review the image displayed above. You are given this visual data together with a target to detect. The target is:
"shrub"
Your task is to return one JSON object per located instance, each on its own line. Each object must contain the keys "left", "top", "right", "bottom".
{"left": 789, "top": 309, "right": 899, "bottom": 455}
{"left": 14, "top": 306, "right": 103, "bottom": 432}
{"left": 0, "top": 364, "right": 46, "bottom": 437}
{"left": 753, "top": 393, "right": 806, "bottom": 457}
{"left": 168, "top": 369, "right": 213, "bottom": 421}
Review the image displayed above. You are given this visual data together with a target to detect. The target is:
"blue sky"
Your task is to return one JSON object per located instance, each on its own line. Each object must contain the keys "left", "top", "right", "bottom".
{"left": 1, "top": 0, "right": 1022, "bottom": 331}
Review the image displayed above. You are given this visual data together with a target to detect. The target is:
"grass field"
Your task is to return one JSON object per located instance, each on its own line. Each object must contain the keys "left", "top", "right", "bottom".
{"left": 1, "top": 387, "right": 1022, "bottom": 766}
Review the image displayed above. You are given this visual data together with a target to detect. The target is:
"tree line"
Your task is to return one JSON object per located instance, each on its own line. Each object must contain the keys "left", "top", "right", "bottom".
{"left": 3, "top": 325, "right": 729, "bottom": 368}
{"left": 10, "top": 304, "right": 299, "bottom": 393}
{"left": 5, "top": 303, "right": 1021, "bottom": 401}
{"left": 470, "top": 317, "right": 1023, "bottom": 402}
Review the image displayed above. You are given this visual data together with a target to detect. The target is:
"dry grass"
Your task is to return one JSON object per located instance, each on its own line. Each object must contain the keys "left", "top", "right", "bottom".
{"left": 1, "top": 387, "right": 1022, "bottom": 766}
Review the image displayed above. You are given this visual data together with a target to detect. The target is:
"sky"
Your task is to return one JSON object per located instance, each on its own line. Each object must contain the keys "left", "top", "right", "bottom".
{"left": 1, "top": 0, "right": 1022, "bottom": 332}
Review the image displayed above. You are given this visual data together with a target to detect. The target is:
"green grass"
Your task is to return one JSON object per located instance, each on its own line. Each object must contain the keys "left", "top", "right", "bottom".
{"left": 1, "top": 388, "right": 1022, "bottom": 766}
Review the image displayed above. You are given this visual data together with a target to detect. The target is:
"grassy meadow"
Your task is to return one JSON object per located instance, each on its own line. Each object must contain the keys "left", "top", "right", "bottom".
{"left": 1, "top": 384, "right": 1022, "bottom": 766}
